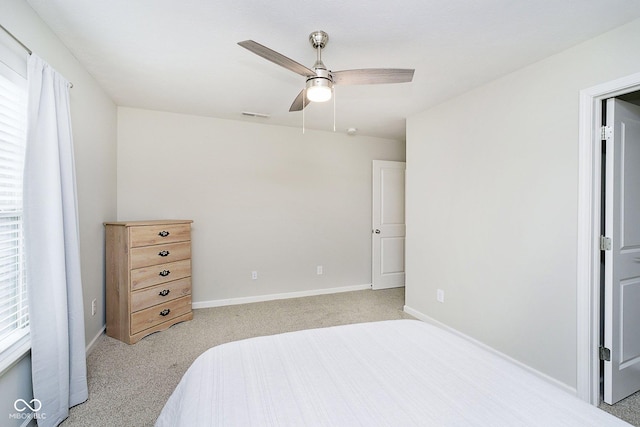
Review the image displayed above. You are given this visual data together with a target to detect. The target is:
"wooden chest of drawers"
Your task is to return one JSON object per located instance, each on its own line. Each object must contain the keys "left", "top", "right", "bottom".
{"left": 105, "top": 220, "right": 193, "bottom": 344}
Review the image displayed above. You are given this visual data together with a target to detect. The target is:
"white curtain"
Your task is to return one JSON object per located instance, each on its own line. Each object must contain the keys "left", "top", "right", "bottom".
{"left": 24, "top": 54, "right": 88, "bottom": 427}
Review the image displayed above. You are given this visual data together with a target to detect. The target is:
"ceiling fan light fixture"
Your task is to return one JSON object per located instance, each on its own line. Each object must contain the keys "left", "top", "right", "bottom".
{"left": 306, "top": 85, "right": 332, "bottom": 103}
{"left": 306, "top": 77, "right": 332, "bottom": 103}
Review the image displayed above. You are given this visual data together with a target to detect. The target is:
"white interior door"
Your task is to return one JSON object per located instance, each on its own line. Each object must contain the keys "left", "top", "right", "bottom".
{"left": 372, "top": 160, "right": 405, "bottom": 290}
{"left": 604, "top": 98, "right": 640, "bottom": 404}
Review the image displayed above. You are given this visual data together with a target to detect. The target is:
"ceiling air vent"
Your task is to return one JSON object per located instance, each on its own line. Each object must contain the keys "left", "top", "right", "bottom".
{"left": 242, "top": 111, "right": 270, "bottom": 118}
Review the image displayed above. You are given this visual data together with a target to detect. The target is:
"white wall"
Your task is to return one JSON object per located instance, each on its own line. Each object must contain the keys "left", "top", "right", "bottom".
{"left": 0, "top": 356, "right": 33, "bottom": 427}
{"left": 117, "top": 107, "right": 405, "bottom": 304}
{"left": 406, "top": 18, "right": 640, "bottom": 391}
{"left": 1, "top": 1, "right": 117, "bottom": 423}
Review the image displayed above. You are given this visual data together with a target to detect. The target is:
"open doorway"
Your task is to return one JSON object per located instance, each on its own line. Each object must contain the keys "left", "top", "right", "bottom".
{"left": 599, "top": 93, "right": 640, "bottom": 404}
{"left": 577, "top": 72, "right": 640, "bottom": 406}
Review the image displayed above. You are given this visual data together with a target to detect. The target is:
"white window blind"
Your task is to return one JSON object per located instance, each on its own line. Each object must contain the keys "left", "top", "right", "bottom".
{"left": 0, "top": 66, "right": 28, "bottom": 359}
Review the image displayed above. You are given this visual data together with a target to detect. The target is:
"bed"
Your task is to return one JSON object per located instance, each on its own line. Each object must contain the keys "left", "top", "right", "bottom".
{"left": 156, "top": 319, "right": 629, "bottom": 426}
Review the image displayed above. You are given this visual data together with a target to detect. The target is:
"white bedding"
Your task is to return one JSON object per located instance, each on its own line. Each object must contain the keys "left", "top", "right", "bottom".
{"left": 156, "top": 319, "right": 629, "bottom": 426}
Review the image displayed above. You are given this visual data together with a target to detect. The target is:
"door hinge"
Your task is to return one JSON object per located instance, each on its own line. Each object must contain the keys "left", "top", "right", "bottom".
{"left": 601, "top": 125, "right": 613, "bottom": 140}
{"left": 600, "top": 346, "right": 611, "bottom": 362}
{"left": 600, "top": 235, "right": 612, "bottom": 251}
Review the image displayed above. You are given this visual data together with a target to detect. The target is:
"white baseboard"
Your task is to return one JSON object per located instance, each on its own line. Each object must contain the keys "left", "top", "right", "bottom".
{"left": 193, "top": 284, "right": 372, "bottom": 309}
{"left": 403, "top": 305, "right": 577, "bottom": 396}
{"left": 85, "top": 326, "right": 106, "bottom": 355}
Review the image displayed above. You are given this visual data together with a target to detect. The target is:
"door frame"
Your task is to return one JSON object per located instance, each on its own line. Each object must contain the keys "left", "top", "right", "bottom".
{"left": 577, "top": 71, "right": 640, "bottom": 405}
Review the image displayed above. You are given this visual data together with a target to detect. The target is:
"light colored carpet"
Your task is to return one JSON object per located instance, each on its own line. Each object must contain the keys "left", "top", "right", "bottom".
{"left": 61, "top": 287, "right": 639, "bottom": 426}
{"left": 61, "top": 288, "right": 413, "bottom": 426}
{"left": 600, "top": 391, "right": 640, "bottom": 426}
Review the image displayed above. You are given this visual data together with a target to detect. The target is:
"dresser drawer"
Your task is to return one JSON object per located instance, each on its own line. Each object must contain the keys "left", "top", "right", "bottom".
{"left": 131, "top": 259, "right": 191, "bottom": 291}
{"left": 130, "top": 295, "right": 192, "bottom": 335}
{"left": 130, "top": 241, "right": 191, "bottom": 269}
{"left": 131, "top": 277, "right": 191, "bottom": 312}
{"left": 129, "top": 223, "right": 191, "bottom": 247}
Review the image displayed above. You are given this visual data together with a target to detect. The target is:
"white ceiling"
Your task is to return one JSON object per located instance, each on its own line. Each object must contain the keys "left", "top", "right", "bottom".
{"left": 26, "top": 0, "right": 640, "bottom": 141}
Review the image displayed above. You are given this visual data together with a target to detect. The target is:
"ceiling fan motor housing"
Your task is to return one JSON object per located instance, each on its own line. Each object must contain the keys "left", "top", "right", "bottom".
{"left": 307, "top": 67, "right": 331, "bottom": 83}
{"left": 306, "top": 68, "right": 332, "bottom": 91}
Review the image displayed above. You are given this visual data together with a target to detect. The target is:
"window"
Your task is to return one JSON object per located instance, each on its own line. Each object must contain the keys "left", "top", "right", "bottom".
{"left": 0, "top": 41, "right": 28, "bottom": 369}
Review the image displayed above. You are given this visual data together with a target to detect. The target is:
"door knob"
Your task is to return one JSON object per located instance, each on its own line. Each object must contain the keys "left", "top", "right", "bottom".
{"left": 374, "top": 229, "right": 381, "bottom": 234}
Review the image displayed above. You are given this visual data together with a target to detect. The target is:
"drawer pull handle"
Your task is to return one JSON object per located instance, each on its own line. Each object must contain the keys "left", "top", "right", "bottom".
{"left": 158, "top": 231, "right": 170, "bottom": 237}
{"left": 158, "top": 250, "right": 170, "bottom": 257}
{"left": 159, "top": 270, "right": 171, "bottom": 277}
{"left": 159, "top": 289, "right": 170, "bottom": 297}
{"left": 160, "top": 308, "right": 171, "bottom": 316}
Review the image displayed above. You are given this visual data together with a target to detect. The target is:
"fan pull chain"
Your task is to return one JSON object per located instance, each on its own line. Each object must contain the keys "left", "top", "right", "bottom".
{"left": 302, "top": 87, "right": 306, "bottom": 134}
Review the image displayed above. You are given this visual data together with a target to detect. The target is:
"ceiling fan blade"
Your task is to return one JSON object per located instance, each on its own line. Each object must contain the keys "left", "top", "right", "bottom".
{"left": 238, "top": 40, "right": 315, "bottom": 77}
{"left": 332, "top": 69, "right": 415, "bottom": 85}
{"left": 289, "top": 90, "right": 310, "bottom": 112}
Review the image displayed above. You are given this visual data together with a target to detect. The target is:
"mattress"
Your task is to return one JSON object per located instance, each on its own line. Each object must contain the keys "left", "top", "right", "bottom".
{"left": 156, "top": 319, "right": 629, "bottom": 426}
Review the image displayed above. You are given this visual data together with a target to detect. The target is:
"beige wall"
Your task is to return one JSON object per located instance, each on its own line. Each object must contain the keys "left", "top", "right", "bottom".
{"left": 406, "top": 18, "right": 640, "bottom": 391}
{"left": 1, "top": 1, "right": 117, "bottom": 422}
{"left": 117, "top": 107, "right": 405, "bottom": 303}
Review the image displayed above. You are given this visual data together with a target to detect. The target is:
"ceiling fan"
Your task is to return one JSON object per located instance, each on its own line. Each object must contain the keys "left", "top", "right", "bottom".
{"left": 238, "top": 31, "right": 415, "bottom": 112}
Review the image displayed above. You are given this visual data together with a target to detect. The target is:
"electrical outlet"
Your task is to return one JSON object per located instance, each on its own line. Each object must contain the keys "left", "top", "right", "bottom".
{"left": 316, "top": 265, "right": 323, "bottom": 275}
{"left": 91, "top": 299, "right": 97, "bottom": 316}
{"left": 437, "top": 289, "right": 445, "bottom": 303}
{"left": 251, "top": 271, "right": 258, "bottom": 280}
